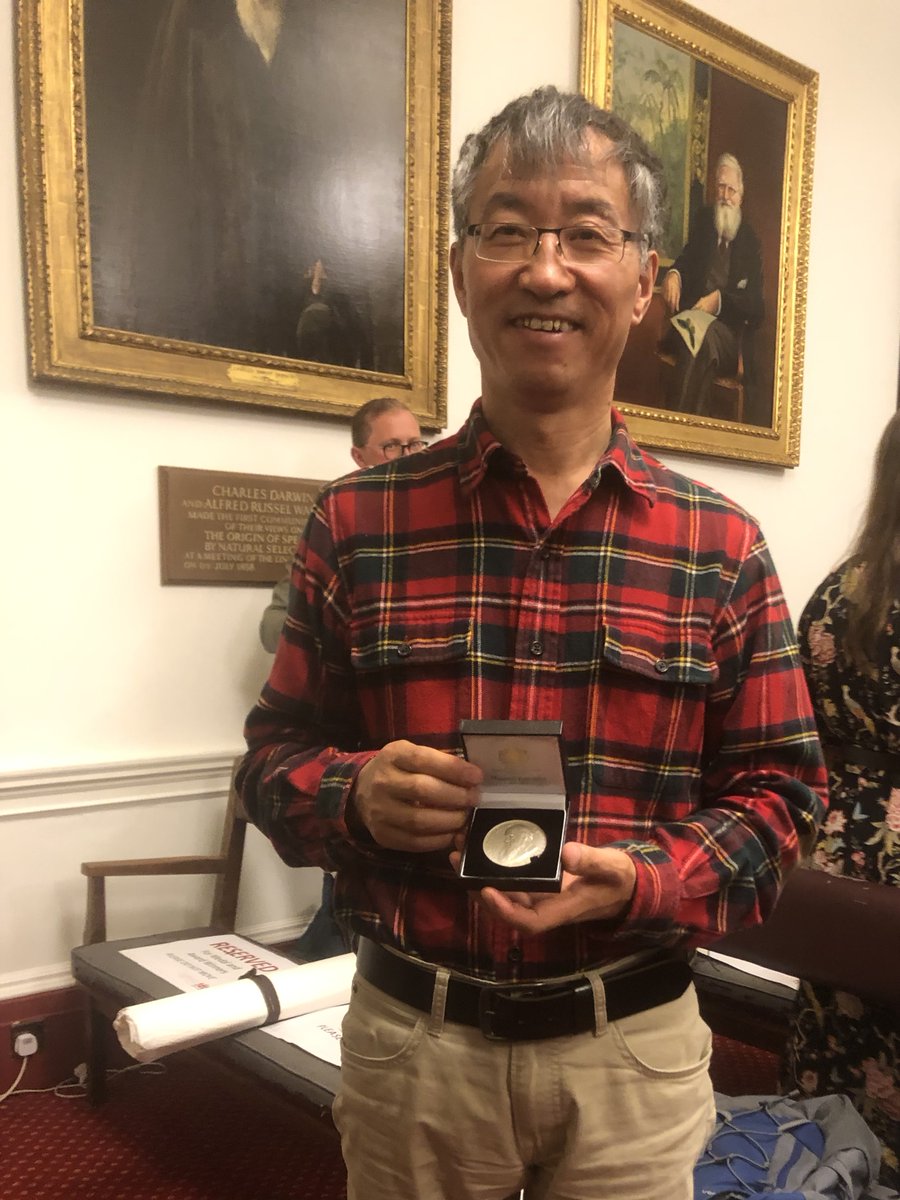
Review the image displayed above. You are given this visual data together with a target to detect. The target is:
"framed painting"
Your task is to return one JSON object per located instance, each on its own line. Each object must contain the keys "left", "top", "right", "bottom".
{"left": 581, "top": 0, "right": 817, "bottom": 466}
{"left": 17, "top": 0, "right": 450, "bottom": 430}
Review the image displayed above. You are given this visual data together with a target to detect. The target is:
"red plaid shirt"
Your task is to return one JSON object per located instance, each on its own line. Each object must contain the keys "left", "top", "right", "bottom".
{"left": 239, "top": 404, "right": 826, "bottom": 982}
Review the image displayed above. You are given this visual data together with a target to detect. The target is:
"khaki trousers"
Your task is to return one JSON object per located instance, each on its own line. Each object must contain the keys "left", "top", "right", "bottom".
{"left": 333, "top": 968, "right": 715, "bottom": 1200}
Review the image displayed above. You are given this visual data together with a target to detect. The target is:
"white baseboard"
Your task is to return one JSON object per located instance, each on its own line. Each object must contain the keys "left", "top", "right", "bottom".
{"left": 0, "top": 918, "right": 307, "bottom": 1002}
{"left": 0, "top": 961, "right": 78, "bottom": 1002}
{"left": 245, "top": 916, "right": 309, "bottom": 948}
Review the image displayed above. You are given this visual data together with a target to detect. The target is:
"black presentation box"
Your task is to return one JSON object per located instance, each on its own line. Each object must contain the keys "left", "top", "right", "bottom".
{"left": 458, "top": 719, "right": 568, "bottom": 892}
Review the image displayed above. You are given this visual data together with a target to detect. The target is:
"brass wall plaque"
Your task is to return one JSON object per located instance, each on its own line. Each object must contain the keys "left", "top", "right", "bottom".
{"left": 158, "top": 466, "right": 326, "bottom": 586}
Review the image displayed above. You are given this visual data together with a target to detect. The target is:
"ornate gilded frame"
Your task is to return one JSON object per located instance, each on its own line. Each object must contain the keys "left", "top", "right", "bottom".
{"left": 581, "top": 0, "right": 817, "bottom": 466}
{"left": 16, "top": 1, "right": 450, "bottom": 430}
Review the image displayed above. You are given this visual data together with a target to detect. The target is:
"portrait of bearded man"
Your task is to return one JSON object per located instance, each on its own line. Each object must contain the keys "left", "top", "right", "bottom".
{"left": 660, "top": 152, "right": 764, "bottom": 420}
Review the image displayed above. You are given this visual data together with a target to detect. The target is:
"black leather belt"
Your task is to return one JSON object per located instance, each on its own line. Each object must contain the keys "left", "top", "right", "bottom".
{"left": 356, "top": 938, "right": 692, "bottom": 1042}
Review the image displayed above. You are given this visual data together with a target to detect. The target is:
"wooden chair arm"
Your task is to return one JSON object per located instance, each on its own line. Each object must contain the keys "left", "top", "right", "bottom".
{"left": 81, "top": 855, "right": 226, "bottom": 878}
{"left": 81, "top": 855, "right": 229, "bottom": 944}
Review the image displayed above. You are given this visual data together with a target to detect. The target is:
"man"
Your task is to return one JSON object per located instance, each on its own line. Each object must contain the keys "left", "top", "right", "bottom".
{"left": 239, "top": 88, "right": 826, "bottom": 1199}
{"left": 661, "top": 153, "right": 764, "bottom": 419}
{"left": 87, "top": 0, "right": 405, "bottom": 367}
{"left": 258, "top": 395, "right": 424, "bottom": 963}
{"left": 348, "top": 394, "right": 425, "bottom": 471}
{"left": 258, "top": 395, "right": 425, "bottom": 652}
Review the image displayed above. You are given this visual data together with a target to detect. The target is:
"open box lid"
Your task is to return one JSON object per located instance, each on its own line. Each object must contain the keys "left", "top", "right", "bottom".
{"left": 459, "top": 719, "right": 566, "bottom": 808}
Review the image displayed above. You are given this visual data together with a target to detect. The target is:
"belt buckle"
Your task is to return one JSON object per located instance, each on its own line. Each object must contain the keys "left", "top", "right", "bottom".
{"left": 476, "top": 981, "right": 585, "bottom": 1041}
{"left": 477, "top": 985, "right": 520, "bottom": 1041}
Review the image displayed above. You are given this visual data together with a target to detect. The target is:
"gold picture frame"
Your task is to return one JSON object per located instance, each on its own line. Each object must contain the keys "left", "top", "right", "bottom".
{"left": 581, "top": 0, "right": 817, "bottom": 466}
{"left": 17, "top": 0, "right": 450, "bottom": 430}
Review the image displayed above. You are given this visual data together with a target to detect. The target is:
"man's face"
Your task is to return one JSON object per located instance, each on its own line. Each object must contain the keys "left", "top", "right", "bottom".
{"left": 449, "top": 130, "right": 657, "bottom": 416}
{"left": 352, "top": 408, "right": 424, "bottom": 468}
{"left": 714, "top": 164, "right": 743, "bottom": 242}
{"left": 715, "top": 165, "right": 742, "bottom": 209}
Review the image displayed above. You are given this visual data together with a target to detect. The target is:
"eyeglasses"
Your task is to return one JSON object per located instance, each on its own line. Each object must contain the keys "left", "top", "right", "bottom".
{"left": 465, "top": 221, "right": 644, "bottom": 265}
{"left": 378, "top": 438, "right": 428, "bottom": 459}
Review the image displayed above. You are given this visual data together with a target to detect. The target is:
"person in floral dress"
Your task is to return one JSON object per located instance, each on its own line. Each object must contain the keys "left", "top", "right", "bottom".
{"left": 783, "top": 410, "right": 900, "bottom": 1188}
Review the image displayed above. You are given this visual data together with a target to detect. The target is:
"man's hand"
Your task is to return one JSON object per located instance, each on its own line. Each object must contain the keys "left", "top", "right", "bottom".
{"left": 352, "top": 741, "right": 482, "bottom": 853}
{"left": 662, "top": 269, "right": 681, "bottom": 315}
{"left": 467, "top": 842, "right": 637, "bottom": 935}
{"left": 692, "top": 290, "right": 720, "bottom": 315}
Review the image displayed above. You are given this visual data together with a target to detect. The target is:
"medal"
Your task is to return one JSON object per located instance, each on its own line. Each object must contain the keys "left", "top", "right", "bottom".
{"left": 482, "top": 819, "right": 547, "bottom": 869}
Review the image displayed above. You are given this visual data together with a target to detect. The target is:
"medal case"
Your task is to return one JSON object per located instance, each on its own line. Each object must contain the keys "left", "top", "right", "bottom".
{"left": 458, "top": 719, "right": 569, "bottom": 892}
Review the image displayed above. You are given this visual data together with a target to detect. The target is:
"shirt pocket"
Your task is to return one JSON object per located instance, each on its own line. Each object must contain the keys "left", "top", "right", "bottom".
{"left": 600, "top": 620, "right": 717, "bottom": 688}
{"left": 349, "top": 615, "right": 473, "bottom": 744}
{"left": 589, "top": 620, "right": 717, "bottom": 805}
{"left": 350, "top": 616, "right": 472, "bottom": 673}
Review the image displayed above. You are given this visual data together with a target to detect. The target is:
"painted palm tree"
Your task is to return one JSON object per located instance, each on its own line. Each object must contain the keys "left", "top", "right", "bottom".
{"left": 643, "top": 54, "right": 684, "bottom": 133}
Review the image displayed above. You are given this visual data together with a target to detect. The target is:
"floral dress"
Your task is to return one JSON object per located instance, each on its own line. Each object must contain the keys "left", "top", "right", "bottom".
{"left": 782, "top": 562, "right": 900, "bottom": 1188}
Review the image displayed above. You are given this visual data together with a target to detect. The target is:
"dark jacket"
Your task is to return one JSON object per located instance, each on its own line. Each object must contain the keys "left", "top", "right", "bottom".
{"left": 671, "top": 206, "right": 764, "bottom": 332}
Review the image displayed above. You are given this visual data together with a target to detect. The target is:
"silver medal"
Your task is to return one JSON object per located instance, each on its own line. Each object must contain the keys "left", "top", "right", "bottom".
{"left": 482, "top": 819, "right": 547, "bottom": 869}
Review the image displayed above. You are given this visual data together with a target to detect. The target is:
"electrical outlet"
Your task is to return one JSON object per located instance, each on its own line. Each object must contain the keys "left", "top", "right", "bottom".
{"left": 11, "top": 1020, "right": 44, "bottom": 1057}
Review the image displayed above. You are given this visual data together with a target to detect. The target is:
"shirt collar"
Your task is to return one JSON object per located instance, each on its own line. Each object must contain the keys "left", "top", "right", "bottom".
{"left": 456, "top": 400, "right": 657, "bottom": 508}
{"left": 602, "top": 407, "right": 658, "bottom": 507}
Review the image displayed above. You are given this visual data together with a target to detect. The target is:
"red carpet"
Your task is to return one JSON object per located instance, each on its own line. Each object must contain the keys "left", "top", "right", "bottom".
{"left": 710, "top": 1032, "right": 781, "bottom": 1096}
{"left": 0, "top": 1035, "right": 780, "bottom": 1197}
{"left": 0, "top": 1055, "right": 347, "bottom": 1199}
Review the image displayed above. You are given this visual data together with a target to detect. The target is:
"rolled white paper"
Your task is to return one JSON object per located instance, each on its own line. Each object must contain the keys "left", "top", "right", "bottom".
{"left": 113, "top": 952, "right": 356, "bottom": 1063}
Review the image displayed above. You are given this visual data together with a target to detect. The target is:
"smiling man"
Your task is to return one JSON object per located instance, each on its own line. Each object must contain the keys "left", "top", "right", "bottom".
{"left": 238, "top": 87, "right": 826, "bottom": 1200}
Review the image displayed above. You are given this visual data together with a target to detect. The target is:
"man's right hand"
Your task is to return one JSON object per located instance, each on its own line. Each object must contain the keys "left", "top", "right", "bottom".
{"left": 351, "top": 741, "right": 483, "bottom": 853}
{"left": 662, "top": 269, "right": 681, "bottom": 315}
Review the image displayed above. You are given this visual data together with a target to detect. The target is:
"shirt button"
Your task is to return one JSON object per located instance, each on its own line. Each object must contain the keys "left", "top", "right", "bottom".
{"left": 507, "top": 947, "right": 522, "bottom": 964}
{"left": 654, "top": 658, "right": 669, "bottom": 674}
{"left": 529, "top": 641, "right": 544, "bottom": 657}
{"left": 540, "top": 548, "right": 552, "bottom": 561}
{"left": 396, "top": 642, "right": 412, "bottom": 658}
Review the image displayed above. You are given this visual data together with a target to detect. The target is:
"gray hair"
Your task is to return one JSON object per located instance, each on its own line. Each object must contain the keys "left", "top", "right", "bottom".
{"left": 716, "top": 153, "right": 744, "bottom": 192}
{"left": 451, "top": 86, "right": 666, "bottom": 259}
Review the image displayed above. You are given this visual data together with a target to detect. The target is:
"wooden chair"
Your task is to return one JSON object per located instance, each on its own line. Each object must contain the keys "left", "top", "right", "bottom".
{"left": 75, "top": 754, "right": 252, "bottom": 1102}
{"left": 656, "top": 324, "right": 747, "bottom": 423}
{"left": 711, "top": 336, "right": 747, "bottom": 424}
{"left": 80, "top": 754, "right": 248, "bottom": 946}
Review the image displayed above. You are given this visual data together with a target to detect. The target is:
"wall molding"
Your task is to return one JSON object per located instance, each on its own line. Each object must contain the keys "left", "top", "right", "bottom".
{"left": 0, "top": 751, "right": 243, "bottom": 819}
{"left": 0, "top": 960, "right": 78, "bottom": 1003}
{"left": 0, "top": 753, "right": 313, "bottom": 1003}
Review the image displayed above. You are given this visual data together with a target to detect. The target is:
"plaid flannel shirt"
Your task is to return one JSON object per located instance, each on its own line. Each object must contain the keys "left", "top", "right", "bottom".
{"left": 239, "top": 403, "right": 826, "bottom": 982}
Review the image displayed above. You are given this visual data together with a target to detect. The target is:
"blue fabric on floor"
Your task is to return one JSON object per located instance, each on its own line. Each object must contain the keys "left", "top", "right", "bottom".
{"left": 694, "top": 1092, "right": 899, "bottom": 1200}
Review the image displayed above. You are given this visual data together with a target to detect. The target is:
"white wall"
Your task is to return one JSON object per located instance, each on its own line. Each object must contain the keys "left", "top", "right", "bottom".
{"left": 2, "top": 0, "right": 898, "bottom": 997}
{"left": 646, "top": 0, "right": 900, "bottom": 612}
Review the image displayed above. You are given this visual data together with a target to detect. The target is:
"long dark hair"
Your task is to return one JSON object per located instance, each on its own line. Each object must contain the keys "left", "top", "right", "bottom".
{"left": 844, "top": 409, "right": 900, "bottom": 664}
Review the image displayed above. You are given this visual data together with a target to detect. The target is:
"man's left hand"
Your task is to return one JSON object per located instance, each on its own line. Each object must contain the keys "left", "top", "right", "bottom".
{"left": 461, "top": 842, "right": 637, "bottom": 934}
